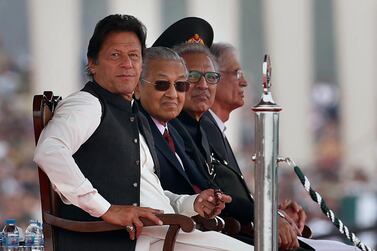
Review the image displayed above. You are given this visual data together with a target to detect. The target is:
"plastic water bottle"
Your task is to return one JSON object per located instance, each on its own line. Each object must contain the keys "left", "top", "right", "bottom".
{"left": 2, "top": 219, "right": 19, "bottom": 251}
{"left": 18, "top": 225, "right": 25, "bottom": 251}
{"left": 25, "top": 220, "right": 44, "bottom": 251}
{"left": 0, "top": 230, "right": 3, "bottom": 248}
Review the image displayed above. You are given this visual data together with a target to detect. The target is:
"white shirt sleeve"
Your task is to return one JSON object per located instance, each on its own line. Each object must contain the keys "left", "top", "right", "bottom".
{"left": 33, "top": 91, "right": 111, "bottom": 217}
{"left": 163, "top": 190, "right": 198, "bottom": 217}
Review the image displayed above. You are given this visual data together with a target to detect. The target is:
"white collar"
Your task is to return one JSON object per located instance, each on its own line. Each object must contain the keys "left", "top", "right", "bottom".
{"left": 209, "top": 109, "right": 226, "bottom": 134}
{"left": 151, "top": 117, "right": 167, "bottom": 135}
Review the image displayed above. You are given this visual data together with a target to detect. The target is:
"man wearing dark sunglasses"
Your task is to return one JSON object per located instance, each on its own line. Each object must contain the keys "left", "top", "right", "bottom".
{"left": 135, "top": 46, "right": 212, "bottom": 196}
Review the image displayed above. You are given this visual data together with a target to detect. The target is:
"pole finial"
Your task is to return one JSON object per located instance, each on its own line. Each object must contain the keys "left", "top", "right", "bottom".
{"left": 262, "top": 54, "right": 272, "bottom": 91}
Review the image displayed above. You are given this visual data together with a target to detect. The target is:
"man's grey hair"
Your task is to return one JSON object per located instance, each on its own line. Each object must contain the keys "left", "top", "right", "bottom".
{"left": 173, "top": 43, "right": 219, "bottom": 71}
{"left": 210, "top": 42, "right": 236, "bottom": 69}
{"left": 141, "top": 47, "right": 188, "bottom": 80}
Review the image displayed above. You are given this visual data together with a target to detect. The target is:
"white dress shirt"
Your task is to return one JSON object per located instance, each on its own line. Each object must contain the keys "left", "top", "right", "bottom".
{"left": 209, "top": 109, "right": 226, "bottom": 136}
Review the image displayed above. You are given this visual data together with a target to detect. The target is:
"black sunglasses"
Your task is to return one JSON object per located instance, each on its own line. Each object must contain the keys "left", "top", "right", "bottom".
{"left": 142, "top": 79, "right": 190, "bottom": 92}
{"left": 188, "top": 70, "right": 221, "bottom": 84}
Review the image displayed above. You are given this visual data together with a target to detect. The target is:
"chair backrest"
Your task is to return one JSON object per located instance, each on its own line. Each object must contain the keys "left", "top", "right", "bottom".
{"left": 33, "top": 91, "right": 62, "bottom": 251}
{"left": 32, "top": 91, "right": 195, "bottom": 251}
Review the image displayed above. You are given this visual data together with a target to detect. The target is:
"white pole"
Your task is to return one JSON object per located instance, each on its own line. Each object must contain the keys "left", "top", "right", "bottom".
{"left": 334, "top": 0, "right": 377, "bottom": 178}
{"left": 27, "top": 0, "right": 81, "bottom": 97}
{"left": 262, "top": 0, "right": 314, "bottom": 166}
{"left": 107, "top": 0, "right": 162, "bottom": 47}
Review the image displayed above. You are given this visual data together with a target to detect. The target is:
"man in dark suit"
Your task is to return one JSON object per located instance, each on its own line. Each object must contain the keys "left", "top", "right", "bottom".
{"left": 204, "top": 42, "right": 311, "bottom": 236}
{"left": 203, "top": 42, "right": 357, "bottom": 251}
{"left": 171, "top": 42, "right": 265, "bottom": 244}
{"left": 135, "top": 49, "right": 211, "bottom": 196}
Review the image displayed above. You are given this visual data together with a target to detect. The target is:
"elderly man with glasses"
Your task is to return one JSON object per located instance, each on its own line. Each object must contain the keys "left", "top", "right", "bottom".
{"left": 170, "top": 42, "right": 260, "bottom": 245}
{"left": 200, "top": 42, "right": 359, "bottom": 251}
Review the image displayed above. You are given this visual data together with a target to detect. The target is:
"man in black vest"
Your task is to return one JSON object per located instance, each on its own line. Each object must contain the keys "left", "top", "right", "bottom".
{"left": 33, "top": 14, "right": 255, "bottom": 251}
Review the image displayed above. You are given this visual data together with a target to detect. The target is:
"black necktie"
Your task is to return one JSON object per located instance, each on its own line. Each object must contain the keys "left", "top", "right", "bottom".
{"left": 163, "top": 128, "right": 176, "bottom": 153}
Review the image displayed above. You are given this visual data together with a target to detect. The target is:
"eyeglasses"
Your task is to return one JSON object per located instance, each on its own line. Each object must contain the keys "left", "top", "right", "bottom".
{"left": 188, "top": 70, "right": 221, "bottom": 84}
{"left": 221, "top": 69, "right": 244, "bottom": 80}
{"left": 141, "top": 79, "right": 190, "bottom": 92}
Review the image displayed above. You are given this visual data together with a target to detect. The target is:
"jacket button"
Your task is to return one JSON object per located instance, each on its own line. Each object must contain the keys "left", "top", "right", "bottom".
{"left": 241, "top": 175, "right": 244, "bottom": 179}
{"left": 133, "top": 138, "right": 138, "bottom": 143}
{"left": 133, "top": 182, "right": 138, "bottom": 187}
{"left": 130, "top": 116, "right": 135, "bottom": 122}
{"left": 136, "top": 160, "right": 140, "bottom": 165}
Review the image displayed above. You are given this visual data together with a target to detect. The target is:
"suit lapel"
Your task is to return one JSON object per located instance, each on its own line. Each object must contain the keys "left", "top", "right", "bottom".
{"left": 202, "top": 112, "right": 242, "bottom": 175}
{"left": 153, "top": 124, "right": 193, "bottom": 184}
{"left": 137, "top": 103, "right": 193, "bottom": 185}
{"left": 170, "top": 118, "right": 213, "bottom": 181}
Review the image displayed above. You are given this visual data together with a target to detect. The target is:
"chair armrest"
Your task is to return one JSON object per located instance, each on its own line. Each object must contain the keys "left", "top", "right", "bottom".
{"left": 43, "top": 212, "right": 195, "bottom": 233}
{"left": 222, "top": 217, "right": 242, "bottom": 235}
{"left": 43, "top": 212, "right": 195, "bottom": 251}
{"left": 191, "top": 215, "right": 225, "bottom": 232}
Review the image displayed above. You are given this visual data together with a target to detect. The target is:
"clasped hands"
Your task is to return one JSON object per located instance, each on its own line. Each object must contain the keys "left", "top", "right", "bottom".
{"left": 278, "top": 199, "right": 308, "bottom": 250}
{"left": 101, "top": 189, "right": 232, "bottom": 241}
{"left": 193, "top": 188, "right": 232, "bottom": 218}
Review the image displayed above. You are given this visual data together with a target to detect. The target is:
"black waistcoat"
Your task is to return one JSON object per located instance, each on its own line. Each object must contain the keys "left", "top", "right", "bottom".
{"left": 56, "top": 81, "right": 141, "bottom": 251}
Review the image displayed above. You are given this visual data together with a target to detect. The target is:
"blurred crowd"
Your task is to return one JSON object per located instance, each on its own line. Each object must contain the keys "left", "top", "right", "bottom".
{"left": 0, "top": 40, "right": 41, "bottom": 230}
{"left": 0, "top": 38, "right": 375, "bottom": 247}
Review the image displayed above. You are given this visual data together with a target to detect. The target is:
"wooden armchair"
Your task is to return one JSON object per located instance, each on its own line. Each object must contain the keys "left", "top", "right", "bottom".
{"left": 32, "top": 91, "right": 196, "bottom": 251}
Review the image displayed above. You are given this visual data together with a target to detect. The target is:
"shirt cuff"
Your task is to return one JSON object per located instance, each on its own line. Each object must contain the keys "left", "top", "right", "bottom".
{"left": 78, "top": 192, "right": 111, "bottom": 218}
{"left": 178, "top": 194, "right": 198, "bottom": 217}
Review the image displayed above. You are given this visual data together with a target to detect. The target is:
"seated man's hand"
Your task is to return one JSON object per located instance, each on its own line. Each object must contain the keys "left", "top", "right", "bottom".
{"left": 194, "top": 189, "right": 232, "bottom": 218}
{"left": 101, "top": 205, "right": 164, "bottom": 240}
{"left": 279, "top": 199, "right": 307, "bottom": 233}
{"left": 278, "top": 214, "right": 300, "bottom": 250}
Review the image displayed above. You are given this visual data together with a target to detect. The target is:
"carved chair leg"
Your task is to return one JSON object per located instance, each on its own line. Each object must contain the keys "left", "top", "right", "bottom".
{"left": 163, "top": 225, "right": 181, "bottom": 251}
{"left": 43, "top": 223, "right": 54, "bottom": 251}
